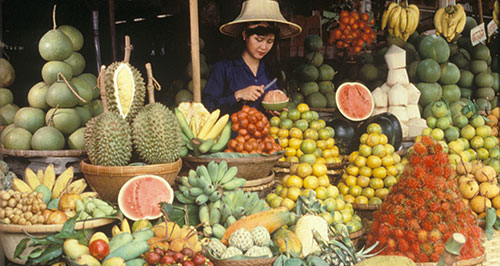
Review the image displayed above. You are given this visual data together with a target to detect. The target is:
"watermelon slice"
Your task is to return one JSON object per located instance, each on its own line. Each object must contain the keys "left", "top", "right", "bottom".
{"left": 335, "top": 82, "right": 374, "bottom": 121}
{"left": 118, "top": 175, "right": 174, "bottom": 221}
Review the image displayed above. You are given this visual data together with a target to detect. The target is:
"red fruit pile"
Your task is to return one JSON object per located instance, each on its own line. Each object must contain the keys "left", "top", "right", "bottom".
{"left": 328, "top": 10, "right": 376, "bottom": 55}
{"left": 143, "top": 247, "right": 213, "bottom": 266}
{"left": 366, "top": 136, "right": 484, "bottom": 262}
{"left": 226, "top": 105, "right": 281, "bottom": 154}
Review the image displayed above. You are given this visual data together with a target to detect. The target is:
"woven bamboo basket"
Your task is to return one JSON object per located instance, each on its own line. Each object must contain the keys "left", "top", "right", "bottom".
{"left": 481, "top": 230, "right": 500, "bottom": 265}
{"left": 414, "top": 253, "right": 486, "bottom": 266}
{"left": 210, "top": 256, "right": 277, "bottom": 266}
{"left": 0, "top": 147, "right": 85, "bottom": 158}
{"left": 80, "top": 159, "right": 182, "bottom": 203}
{"left": 182, "top": 154, "right": 282, "bottom": 180}
{"left": 0, "top": 218, "right": 115, "bottom": 264}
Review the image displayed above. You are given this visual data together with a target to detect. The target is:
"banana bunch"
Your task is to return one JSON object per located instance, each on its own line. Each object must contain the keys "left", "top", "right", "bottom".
{"left": 382, "top": 1, "right": 420, "bottom": 41}
{"left": 175, "top": 160, "right": 246, "bottom": 205}
{"left": 494, "top": 1, "right": 499, "bottom": 26}
{"left": 76, "top": 197, "right": 118, "bottom": 220}
{"left": 176, "top": 105, "right": 232, "bottom": 156}
{"left": 434, "top": 4, "right": 466, "bottom": 42}
{"left": 13, "top": 165, "right": 93, "bottom": 198}
{"left": 199, "top": 190, "right": 269, "bottom": 239}
{"left": 112, "top": 219, "right": 132, "bottom": 237}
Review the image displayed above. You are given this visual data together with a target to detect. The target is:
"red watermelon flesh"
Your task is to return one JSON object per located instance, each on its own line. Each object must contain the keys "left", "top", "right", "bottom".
{"left": 118, "top": 175, "right": 174, "bottom": 221}
{"left": 335, "top": 82, "right": 374, "bottom": 121}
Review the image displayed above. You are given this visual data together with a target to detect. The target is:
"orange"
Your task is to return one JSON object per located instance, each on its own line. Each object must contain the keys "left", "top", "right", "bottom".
{"left": 355, "top": 195, "right": 369, "bottom": 204}
{"left": 304, "top": 175, "right": 319, "bottom": 189}
{"left": 280, "top": 198, "right": 295, "bottom": 210}
{"left": 349, "top": 151, "right": 359, "bottom": 163}
{"left": 279, "top": 137, "right": 289, "bottom": 148}
{"left": 302, "top": 188, "right": 314, "bottom": 197}
{"left": 379, "top": 134, "right": 388, "bottom": 145}
{"left": 356, "top": 175, "right": 371, "bottom": 188}
{"left": 289, "top": 138, "right": 302, "bottom": 149}
{"left": 275, "top": 184, "right": 283, "bottom": 195}
{"left": 312, "top": 148, "right": 323, "bottom": 158}
{"left": 286, "top": 156, "right": 299, "bottom": 163}
{"left": 315, "top": 187, "right": 328, "bottom": 200}
{"left": 343, "top": 194, "right": 355, "bottom": 204}
{"left": 372, "top": 144, "right": 387, "bottom": 157}
{"left": 266, "top": 193, "right": 278, "bottom": 203}
{"left": 285, "top": 147, "right": 296, "bottom": 157}
{"left": 323, "top": 149, "right": 333, "bottom": 158}
{"left": 286, "top": 175, "right": 303, "bottom": 188}
{"left": 381, "top": 154, "right": 394, "bottom": 167}
{"left": 336, "top": 198, "right": 346, "bottom": 210}
{"left": 318, "top": 128, "right": 331, "bottom": 140}
{"left": 349, "top": 185, "right": 363, "bottom": 197}
{"left": 312, "top": 162, "right": 328, "bottom": 176}
{"left": 331, "top": 146, "right": 340, "bottom": 157}
{"left": 304, "top": 128, "right": 319, "bottom": 140}
{"left": 375, "top": 188, "right": 390, "bottom": 200}
{"left": 270, "top": 127, "right": 279, "bottom": 136}
{"left": 326, "top": 157, "right": 341, "bottom": 164}
{"left": 366, "top": 123, "right": 382, "bottom": 134}
{"left": 299, "top": 154, "right": 317, "bottom": 165}
{"left": 346, "top": 164, "right": 359, "bottom": 176}
{"left": 316, "top": 157, "right": 326, "bottom": 165}
{"left": 296, "top": 149, "right": 304, "bottom": 158}
{"left": 354, "top": 156, "right": 367, "bottom": 167}
{"left": 359, "top": 144, "right": 372, "bottom": 157}
{"left": 367, "top": 155, "right": 382, "bottom": 168}
{"left": 361, "top": 187, "right": 375, "bottom": 198}
{"left": 287, "top": 187, "right": 302, "bottom": 201}
{"left": 270, "top": 117, "right": 281, "bottom": 127}
{"left": 326, "top": 185, "right": 339, "bottom": 198}
{"left": 359, "top": 166, "right": 372, "bottom": 177}
{"left": 384, "top": 144, "right": 395, "bottom": 154}
{"left": 270, "top": 196, "right": 283, "bottom": 208}
{"left": 326, "top": 138, "right": 335, "bottom": 148}
{"left": 344, "top": 175, "right": 357, "bottom": 186}
{"left": 289, "top": 128, "right": 303, "bottom": 139}
{"left": 277, "top": 128, "right": 289, "bottom": 138}
{"left": 372, "top": 167, "right": 387, "bottom": 179}
{"left": 300, "top": 139, "right": 317, "bottom": 154}
{"left": 318, "top": 175, "right": 330, "bottom": 187}
{"left": 370, "top": 178, "right": 384, "bottom": 189}
{"left": 297, "top": 103, "right": 309, "bottom": 113}
{"left": 316, "top": 140, "right": 328, "bottom": 150}
{"left": 281, "top": 175, "right": 289, "bottom": 185}
{"left": 359, "top": 133, "right": 369, "bottom": 144}
{"left": 384, "top": 176, "right": 398, "bottom": 187}
{"left": 297, "top": 163, "right": 313, "bottom": 178}
{"left": 366, "top": 133, "right": 380, "bottom": 147}
{"left": 279, "top": 187, "right": 288, "bottom": 198}
{"left": 387, "top": 165, "right": 398, "bottom": 176}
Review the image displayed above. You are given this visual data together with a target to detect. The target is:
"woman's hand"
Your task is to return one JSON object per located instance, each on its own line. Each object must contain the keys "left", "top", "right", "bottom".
{"left": 235, "top": 85, "right": 265, "bottom": 102}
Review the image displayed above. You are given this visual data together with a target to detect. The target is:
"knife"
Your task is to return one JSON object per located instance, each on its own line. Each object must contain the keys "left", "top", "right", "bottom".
{"left": 262, "top": 78, "right": 278, "bottom": 93}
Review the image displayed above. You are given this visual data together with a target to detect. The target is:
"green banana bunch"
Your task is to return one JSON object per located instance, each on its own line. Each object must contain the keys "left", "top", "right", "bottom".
{"left": 381, "top": 1, "right": 420, "bottom": 41}
{"left": 200, "top": 190, "right": 269, "bottom": 239}
{"left": 434, "top": 4, "right": 466, "bottom": 42}
{"left": 494, "top": 1, "right": 499, "bottom": 26}
{"left": 175, "top": 160, "right": 246, "bottom": 205}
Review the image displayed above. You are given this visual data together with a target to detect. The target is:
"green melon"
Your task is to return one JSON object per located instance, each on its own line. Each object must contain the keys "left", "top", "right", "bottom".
{"left": 326, "top": 93, "right": 336, "bottom": 108}
{"left": 46, "top": 80, "right": 79, "bottom": 108}
{"left": 88, "top": 99, "right": 103, "bottom": 117}
{"left": 460, "top": 88, "right": 473, "bottom": 98}
{"left": 439, "top": 62, "right": 460, "bottom": 85}
{"left": 304, "top": 35, "right": 323, "bottom": 52}
{"left": 408, "top": 61, "right": 419, "bottom": 82}
{"left": 304, "top": 52, "right": 323, "bottom": 67}
{"left": 475, "top": 72, "right": 494, "bottom": 88}
{"left": 75, "top": 106, "right": 92, "bottom": 126}
{"left": 0, "top": 124, "right": 16, "bottom": 144}
{"left": 470, "top": 60, "right": 488, "bottom": 74}
{"left": 0, "top": 88, "right": 14, "bottom": 107}
{"left": 298, "top": 64, "right": 319, "bottom": 81}
{"left": 408, "top": 31, "right": 421, "bottom": 47}
{"left": 2, "top": 127, "right": 32, "bottom": 150}
{"left": 0, "top": 58, "right": 15, "bottom": 88}
{"left": 318, "top": 81, "right": 335, "bottom": 94}
{"left": 403, "top": 42, "right": 419, "bottom": 64}
{"left": 458, "top": 70, "right": 474, "bottom": 88}
{"left": 492, "top": 73, "right": 499, "bottom": 92}
{"left": 68, "top": 127, "right": 85, "bottom": 150}
{"left": 356, "top": 53, "right": 374, "bottom": 65}
{"left": 306, "top": 92, "right": 327, "bottom": 108}
{"left": 0, "top": 104, "right": 19, "bottom": 125}
{"left": 31, "top": 126, "right": 65, "bottom": 150}
{"left": 299, "top": 82, "right": 319, "bottom": 96}
{"left": 442, "top": 85, "right": 461, "bottom": 103}
{"left": 471, "top": 44, "right": 490, "bottom": 61}
{"left": 475, "top": 87, "right": 495, "bottom": 101}
{"left": 41, "top": 61, "right": 73, "bottom": 85}
{"left": 175, "top": 89, "right": 193, "bottom": 105}
{"left": 416, "top": 82, "right": 442, "bottom": 106}
{"left": 318, "top": 64, "right": 335, "bottom": 81}
{"left": 46, "top": 108, "right": 81, "bottom": 135}
{"left": 64, "top": 52, "right": 86, "bottom": 76}
{"left": 417, "top": 59, "right": 441, "bottom": 83}
{"left": 14, "top": 107, "right": 45, "bottom": 134}
{"left": 58, "top": 25, "right": 84, "bottom": 51}
{"left": 71, "top": 77, "right": 94, "bottom": 105}
{"left": 448, "top": 43, "right": 458, "bottom": 56}
{"left": 450, "top": 48, "right": 471, "bottom": 69}
{"left": 359, "top": 64, "right": 378, "bottom": 82}
{"left": 463, "top": 17, "right": 478, "bottom": 37}
{"left": 27, "top": 82, "right": 49, "bottom": 109}
{"left": 418, "top": 34, "right": 450, "bottom": 63}
{"left": 38, "top": 28, "right": 73, "bottom": 61}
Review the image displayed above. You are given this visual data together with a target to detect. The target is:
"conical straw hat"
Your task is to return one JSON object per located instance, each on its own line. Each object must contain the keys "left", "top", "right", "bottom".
{"left": 219, "top": 0, "right": 302, "bottom": 39}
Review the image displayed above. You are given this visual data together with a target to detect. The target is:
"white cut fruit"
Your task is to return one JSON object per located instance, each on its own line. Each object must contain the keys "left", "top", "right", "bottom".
{"left": 405, "top": 83, "right": 421, "bottom": 104}
{"left": 372, "top": 87, "right": 388, "bottom": 108}
{"left": 401, "top": 123, "right": 409, "bottom": 138}
{"left": 113, "top": 63, "right": 135, "bottom": 118}
{"left": 389, "top": 106, "right": 409, "bottom": 123}
{"left": 407, "top": 104, "right": 421, "bottom": 120}
{"left": 384, "top": 45, "right": 406, "bottom": 70}
{"left": 388, "top": 84, "right": 408, "bottom": 106}
{"left": 387, "top": 69, "right": 409, "bottom": 86}
{"left": 381, "top": 83, "right": 391, "bottom": 93}
{"left": 294, "top": 215, "right": 329, "bottom": 257}
{"left": 373, "top": 107, "right": 389, "bottom": 116}
{"left": 408, "top": 118, "right": 427, "bottom": 138}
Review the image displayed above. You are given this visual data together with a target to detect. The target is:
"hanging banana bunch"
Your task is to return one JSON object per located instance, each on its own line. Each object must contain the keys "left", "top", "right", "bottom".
{"left": 494, "top": 0, "right": 499, "bottom": 26}
{"left": 381, "top": 1, "right": 420, "bottom": 41}
{"left": 434, "top": 3, "right": 466, "bottom": 42}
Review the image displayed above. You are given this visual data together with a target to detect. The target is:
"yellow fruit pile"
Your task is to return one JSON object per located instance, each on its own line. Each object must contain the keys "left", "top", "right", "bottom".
{"left": 338, "top": 123, "right": 404, "bottom": 205}
{"left": 270, "top": 103, "right": 342, "bottom": 164}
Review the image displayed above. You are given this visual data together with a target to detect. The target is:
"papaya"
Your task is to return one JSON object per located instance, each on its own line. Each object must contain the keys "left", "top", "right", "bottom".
{"left": 221, "top": 207, "right": 290, "bottom": 245}
{"left": 105, "top": 240, "right": 149, "bottom": 262}
{"left": 132, "top": 228, "right": 154, "bottom": 242}
{"left": 109, "top": 232, "right": 133, "bottom": 253}
{"left": 272, "top": 228, "right": 302, "bottom": 258}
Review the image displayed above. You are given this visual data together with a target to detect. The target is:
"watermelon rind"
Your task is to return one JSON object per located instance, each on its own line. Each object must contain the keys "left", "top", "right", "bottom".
{"left": 335, "top": 82, "right": 374, "bottom": 122}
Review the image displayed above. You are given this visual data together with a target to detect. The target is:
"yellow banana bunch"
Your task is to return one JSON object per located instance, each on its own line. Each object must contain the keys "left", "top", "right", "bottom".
{"left": 494, "top": 1, "right": 499, "bottom": 26}
{"left": 194, "top": 108, "right": 229, "bottom": 141}
{"left": 382, "top": 1, "right": 420, "bottom": 41}
{"left": 434, "top": 4, "right": 466, "bottom": 42}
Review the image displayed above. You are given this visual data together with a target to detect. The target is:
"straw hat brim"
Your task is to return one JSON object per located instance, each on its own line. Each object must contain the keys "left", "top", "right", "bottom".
{"left": 220, "top": 19, "right": 302, "bottom": 39}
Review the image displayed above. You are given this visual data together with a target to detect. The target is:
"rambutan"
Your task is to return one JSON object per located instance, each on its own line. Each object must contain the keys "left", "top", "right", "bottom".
{"left": 429, "top": 252, "right": 441, "bottom": 262}
{"left": 379, "top": 223, "right": 390, "bottom": 236}
{"left": 417, "top": 209, "right": 428, "bottom": 220}
{"left": 413, "top": 142, "right": 427, "bottom": 155}
{"left": 410, "top": 155, "right": 423, "bottom": 166}
{"left": 423, "top": 174, "right": 437, "bottom": 190}
{"left": 429, "top": 213, "right": 441, "bottom": 224}
{"left": 397, "top": 218, "right": 406, "bottom": 228}
{"left": 429, "top": 202, "right": 440, "bottom": 212}
{"left": 421, "top": 190, "right": 433, "bottom": 200}
{"left": 417, "top": 253, "right": 429, "bottom": 262}
{"left": 432, "top": 166, "right": 443, "bottom": 176}
{"left": 386, "top": 213, "right": 396, "bottom": 226}
{"left": 411, "top": 242, "right": 421, "bottom": 254}
{"left": 405, "top": 252, "right": 416, "bottom": 262}
{"left": 387, "top": 238, "right": 396, "bottom": 251}
{"left": 408, "top": 219, "right": 420, "bottom": 231}
{"left": 421, "top": 243, "right": 433, "bottom": 256}
{"left": 407, "top": 178, "right": 419, "bottom": 189}
{"left": 422, "top": 221, "right": 433, "bottom": 231}
{"left": 440, "top": 202, "right": 450, "bottom": 212}
{"left": 421, "top": 135, "right": 433, "bottom": 146}
{"left": 433, "top": 243, "right": 445, "bottom": 255}
{"left": 423, "top": 155, "right": 435, "bottom": 168}
{"left": 443, "top": 166, "right": 454, "bottom": 178}
{"left": 393, "top": 228, "right": 404, "bottom": 238}
{"left": 429, "top": 229, "right": 442, "bottom": 242}
{"left": 398, "top": 238, "right": 410, "bottom": 252}
{"left": 377, "top": 235, "right": 388, "bottom": 245}
{"left": 434, "top": 142, "right": 443, "bottom": 153}
{"left": 406, "top": 231, "right": 417, "bottom": 243}
{"left": 417, "top": 229, "right": 428, "bottom": 243}
{"left": 436, "top": 222, "right": 448, "bottom": 234}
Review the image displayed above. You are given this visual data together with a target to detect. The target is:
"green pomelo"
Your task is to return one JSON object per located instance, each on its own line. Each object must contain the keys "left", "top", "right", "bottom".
{"left": 470, "top": 60, "right": 488, "bottom": 74}
{"left": 403, "top": 42, "right": 419, "bottom": 64}
{"left": 27, "top": 82, "right": 49, "bottom": 109}
{"left": 453, "top": 114, "right": 469, "bottom": 128}
{"left": 431, "top": 101, "right": 449, "bottom": 118}
{"left": 423, "top": 104, "right": 433, "bottom": 119}
{"left": 304, "top": 52, "right": 323, "bottom": 67}
{"left": 46, "top": 108, "right": 81, "bottom": 135}
{"left": 0, "top": 124, "right": 16, "bottom": 144}
{"left": 471, "top": 44, "right": 490, "bottom": 61}
{"left": 0, "top": 88, "right": 14, "bottom": 107}
{"left": 71, "top": 77, "right": 93, "bottom": 105}
{"left": 77, "top": 73, "right": 99, "bottom": 99}
{"left": 418, "top": 34, "right": 450, "bottom": 63}
{"left": 298, "top": 64, "right": 319, "bottom": 81}
{"left": 408, "top": 61, "right": 419, "bottom": 82}
{"left": 304, "top": 35, "right": 323, "bottom": 52}
{"left": 417, "top": 59, "right": 441, "bottom": 83}
{"left": 306, "top": 92, "right": 327, "bottom": 108}
{"left": 417, "top": 82, "right": 442, "bottom": 106}
{"left": 34, "top": 184, "right": 52, "bottom": 204}
{"left": 2, "top": 127, "right": 32, "bottom": 150}
{"left": 41, "top": 61, "right": 73, "bottom": 85}
{"left": 448, "top": 43, "right": 458, "bottom": 56}
{"left": 475, "top": 72, "right": 494, "bottom": 88}
{"left": 439, "top": 62, "right": 460, "bottom": 85}
{"left": 326, "top": 93, "right": 336, "bottom": 108}
{"left": 31, "top": 126, "right": 65, "bottom": 150}
{"left": 0, "top": 104, "right": 19, "bottom": 125}
{"left": 442, "top": 85, "right": 461, "bottom": 103}
{"left": 359, "top": 64, "right": 378, "bottom": 82}
{"left": 175, "top": 89, "right": 193, "bottom": 105}
{"left": 356, "top": 53, "right": 374, "bottom": 65}
{"left": 75, "top": 106, "right": 92, "bottom": 126}
{"left": 14, "top": 107, "right": 45, "bottom": 133}
{"left": 318, "top": 64, "right": 335, "bottom": 81}
{"left": 187, "top": 79, "right": 207, "bottom": 93}
{"left": 299, "top": 82, "right": 319, "bottom": 96}
{"left": 492, "top": 73, "right": 499, "bottom": 92}
{"left": 450, "top": 48, "right": 471, "bottom": 69}
{"left": 292, "top": 93, "right": 304, "bottom": 104}
{"left": 450, "top": 101, "right": 466, "bottom": 117}
{"left": 475, "top": 98, "right": 491, "bottom": 113}
{"left": 88, "top": 99, "right": 103, "bottom": 117}
{"left": 457, "top": 37, "right": 473, "bottom": 52}
{"left": 58, "top": 25, "right": 84, "bottom": 51}
{"left": 458, "top": 70, "right": 474, "bottom": 88}
{"left": 68, "top": 127, "right": 85, "bottom": 150}
{"left": 490, "top": 96, "right": 499, "bottom": 108}
{"left": 445, "top": 127, "right": 460, "bottom": 142}
{"left": 46, "top": 80, "right": 79, "bottom": 108}
{"left": 408, "top": 31, "right": 421, "bottom": 46}
{"left": 38, "top": 29, "right": 73, "bottom": 61}
{"left": 475, "top": 87, "right": 495, "bottom": 101}
{"left": 0, "top": 58, "right": 15, "bottom": 87}
{"left": 463, "top": 17, "right": 478, "bottom": 37}
{"left": 186, "top": 61, "right": 209, "bottom": 78}
{"left": 460, "top": 88, "right": 473, "bottom": 98}
{"left": 318, "top": 81, "right": 335, "bottom": 94}
{"left": 64, "top": 52, "right": 86, "bottom": 76}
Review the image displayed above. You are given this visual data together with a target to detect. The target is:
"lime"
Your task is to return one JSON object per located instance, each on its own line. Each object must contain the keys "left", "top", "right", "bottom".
{"left": 375, "top": 188, "right": 390, "bottom": 199}
{"left": 294, "top": 119, "right": 309, "bottom": 131}
{"left": 287, "top": 109, "right": 301, "bottom": 121}
{"left": 304, "top": 128, "right": 319, "bottom": 140}
{"left": 484, "top": 136, "right": 498, "bottom": 150}
{"left": 436, "top": 116, "right": 451, "bottom": 130}
{"left": 470, "top": 136, "right": 484, "bottom": 149}
{"left": 367, "top": 123, "right": 382, "bottom": 134}
{"left": 309, "top": 120, "right": 323, "bottom": 131}
{"left": 361, "top": 187, "right": 375, "bottom": 198}
{"left": 300, "top": 154, "right": 317, "bottom": 165}
{"left": 489, "top": 147, "right": 500, "bottom": 160}
{"left": 444, "top": 126, "right": 460, "bottom": 142}
{"left": 422, "top": 127, "right": 432, "bottom": 136}
{"left": 300, "top": 139, "right": 317, "bottom": 154}
{"left": 280, "top": 111, "right": 288, "bottom": 120}
{"left": 318, "top": 128, "right": 331, "bottom": 140}
{"left": 460, "top": 125, "right": 476, "bottom": 140}
{"left": 359, "top": 144, "right": 372, "bottom": 157}
{"left": 368, "top": 197, "right": 383, "bottom": 205}
{"left": 427, "top": 116, "right": 437, "bottom": 128}
{"left": 325, "top": 126, "right": 335, "bottom": 138}
{"left": 476, "top": 125, "right": 492, "bottom": 138}
{"left": 477, "top": 148, "right": 489, "bottom": 160}
{"left": 384, "top": 175, "right": 398, "bottom": 187}
{"left": 453, "top": 114, "right": 469, "bottom": 128}
{"left": 431, "top": 128, "right": 445, "bottom": 140}
{"left": 470, "top": 115, "right": 485, "bottom": 128}
{"left": 431, "top": 101, "right": 449, "bottom": 118}
{"left": 280, "top": 118, "right": 293, "bottom": 129}
{"left": 270, "top": 116, "right": 281, "bottom": 127}
{"left": 372, "top": 144, "right": 387, "bottom": 157}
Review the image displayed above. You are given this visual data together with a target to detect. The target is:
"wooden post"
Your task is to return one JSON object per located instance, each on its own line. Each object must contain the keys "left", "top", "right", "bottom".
{"left": 108, "top": 0, "right": 117, "bottom": 61}
{"left": 437, "top": 233, "right": 466, "bottom": 266}
{"left": 478, "top": 0, "right": 484, "bottom": 24}
{"left": 92, "top": 10, "right": 102, "bottom": 72}
{"left": 189, "top": 0, "right": 201, "bottom": 103}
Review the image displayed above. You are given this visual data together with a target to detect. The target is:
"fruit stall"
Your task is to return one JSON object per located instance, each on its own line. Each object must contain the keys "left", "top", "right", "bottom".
{"left": 0, "top": 0, "right": 500, "bottom": 265}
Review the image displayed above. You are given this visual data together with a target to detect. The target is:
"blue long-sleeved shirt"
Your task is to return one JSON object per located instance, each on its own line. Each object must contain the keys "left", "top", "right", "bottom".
{"left": 202, "top": 57, "right": 278, "bottom": 115}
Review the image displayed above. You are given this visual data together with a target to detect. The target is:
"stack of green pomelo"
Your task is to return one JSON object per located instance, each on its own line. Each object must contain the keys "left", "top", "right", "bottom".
{"left": 0, "top": 58, "right": 17, "bottom": 126}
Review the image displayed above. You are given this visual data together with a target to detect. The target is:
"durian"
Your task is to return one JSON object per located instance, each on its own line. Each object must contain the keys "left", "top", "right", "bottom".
{"left": 84, "top": 112, "right": 132, "bottom": 166}
{"left": 104, "top": 62, "right": 145, "bottom": 122}
{"left": 132, "top": 103, "right": 182, "bottom": 164}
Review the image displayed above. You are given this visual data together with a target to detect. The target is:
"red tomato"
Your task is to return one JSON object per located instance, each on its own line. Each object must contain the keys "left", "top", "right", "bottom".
{"left": 89, "top": 239, "right": 110, "bottom": 261}
{"left": 193, "top": 253, "right": 207, "bottom": 266}
{"left": 361, "top": 13, "right": 370, "bottom": 21}
{"left": 340, "top": 10, "right": 349, "bottom": 18}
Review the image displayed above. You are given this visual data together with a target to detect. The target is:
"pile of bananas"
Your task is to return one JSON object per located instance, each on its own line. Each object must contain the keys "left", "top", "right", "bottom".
{"left": 494, "top": 0, "right": 499, "bottom": 26}
{"left": 434, "top": 4, "right": 466, "bottom": 42}
{"left": 200, "top": 190, "right": 268, "bottom": 239}
{"left": 176, "top": 103, "right": 232, "bottom": 156}
{"left": 382, "top": 1, "right": 420, "bottom": 41}
{"left": 175, "top": 161, "right": 246, "bottom": 205}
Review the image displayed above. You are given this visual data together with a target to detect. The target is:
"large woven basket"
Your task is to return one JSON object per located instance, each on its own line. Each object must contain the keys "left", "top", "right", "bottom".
{"left": 414, "top": 253, "right": 486, "bottom": 266}
{"left": 182, "top": 154, "right": 282, "bottom": 180}
{"left": 80, "top": 159, "right": 182, "bottom": 203}
{"left": 210, "top": 256, "right": 277, "bottom": 266}
{"left": 0, "top": 218, "right": 115, "bottom": 264}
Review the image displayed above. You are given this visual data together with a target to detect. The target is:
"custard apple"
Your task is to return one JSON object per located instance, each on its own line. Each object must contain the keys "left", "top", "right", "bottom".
{"left": 251, "top": 226, "right": 270, "bottom": 246}
{"left": 228, "top": 228, "right": 253, "bottom": 251}
{"left": 221, "top": 246, "right": 243, "bottom": 259}
{"left": 207, "top": 238, "right": 227, "bottom": 259}
{"left": 244, "top": 246, "right": 273, "bottom": 258}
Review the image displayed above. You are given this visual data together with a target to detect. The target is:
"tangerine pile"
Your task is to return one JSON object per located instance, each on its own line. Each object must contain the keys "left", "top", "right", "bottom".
{"left": 366, "top": 136, "right": 484, "bottom": 262}
{"left": 226, "top": 105, "right": 281, "bottom": 154}
{"left": 328, "top": 10, "right": 376, "bottom": 55}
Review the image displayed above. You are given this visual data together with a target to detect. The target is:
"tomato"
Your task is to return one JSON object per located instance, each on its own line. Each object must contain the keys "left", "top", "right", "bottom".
{"left": 364, "top": 27, "right": 372, "bottom": 34}
{"left": 242, "top": 105, "right": 251, "bottom": 112}
{"left": 343, "top": 42, "right": 349, "bottom": 48}
{"left": 254, "top": 130, "right": 262, "bottom": 138}
{"left": 231, "top": 113, "right": 238, "bottom": 123}
{"left": 256, "top": 120, "right": 265, "bottom": 131}
{"left": 355, "top": 38, "right": 364, "bottom": 47}
{"left": 348, "top": 17, "right": 355, "bottom": 25}
{"left": 236, "top": 135, "right": 245, "bottom": 143}
{"left": 352, "top": 31, "right": 359, "bottom": 39}
{"left": 341, "top": 16, "right": 349, "bottom": 25}
{"left": 359, "top": 21, "right": 367, "bottom": 29}
{"left": 340, "top": 10, "right": 349, "bottom": 18}
{"left": 237, "top": 112, "right": 247, "bottom": 121}
{"left": 228, "top": 139, "right": 238, "bottom": 150}
{"left": 244, "top": 142, "right": 254, "bottom": 152}
{"left": 183, "top": 261, "right": 195, "bottom": 266}
{"left": 368, "top": 18, "right": 375, "bottom": 25}
{"left": 238, "top": 128, "right": 248, "bottom": 136}
{"left": 247, "top": 123, "right": 256, "bottom": 134}
{"left": 336, "top": 41, "right": 344, "bottom": 49}
{"left": 193, "top": 253, "right": 207, "bottom": 266}
{"left": 261, "top": 127, "right": 269, "bottom": 136}
{"left": 354, "top": 46, "right": 362, "bottom": 54}
{"left": 352, "top": 11, "right": 360, "bottom": 20}
{"left": 161, "top": 255, "right": 176, "bottom": 264}
{"left": 239, "top": 119, "right": 249, "bottom": 129}
{"left": 248, "top": 114, "right": 257, "bottom": 123}
{"left": 231, "top": 122, "right": 239, "bottom": 131}
{"left": 361, "top": 13, "right": 369, "bottom": 21}
{"left": 89, "top": 239, "right": 110, "bottom": 261}
{"left": 334, "top": 29, "right": 342, "bottom": 39}
{"left": 173, "top": 252, "right": 185, "bottom": 263}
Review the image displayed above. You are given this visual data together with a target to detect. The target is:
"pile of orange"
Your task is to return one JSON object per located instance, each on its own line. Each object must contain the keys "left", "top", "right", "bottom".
{"left": 226, "top": 105, "right": 281, "bottom": 154}
{"left": 328, "top": 10, "right": 376, "bottom": 55}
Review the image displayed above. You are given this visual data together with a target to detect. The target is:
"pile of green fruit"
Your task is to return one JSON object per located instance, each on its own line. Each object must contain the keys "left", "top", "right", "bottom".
{"left": 287, "top": 35, "right": 337, "bottom": 109}
{"left": 0, "top": 58, "right": 17, "bottom": 126}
